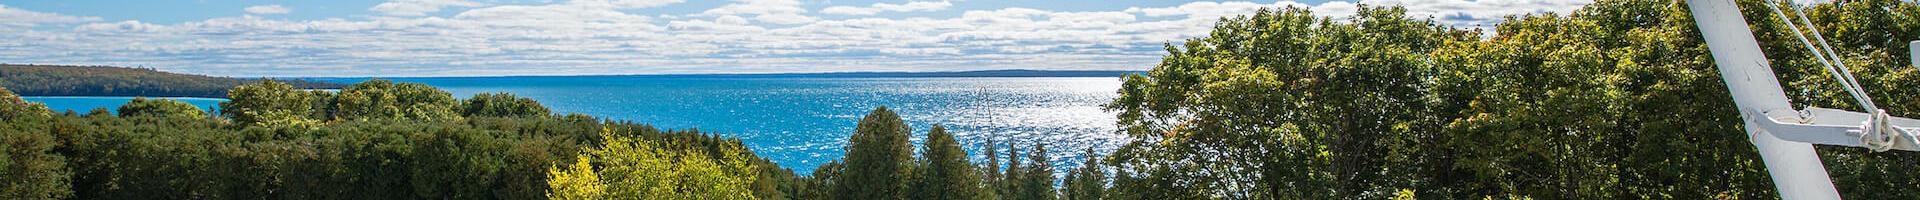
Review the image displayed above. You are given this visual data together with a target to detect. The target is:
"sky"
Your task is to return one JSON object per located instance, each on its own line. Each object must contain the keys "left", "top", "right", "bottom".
{"left": 0, "top": 0, "right": 1594, "bottom": 77}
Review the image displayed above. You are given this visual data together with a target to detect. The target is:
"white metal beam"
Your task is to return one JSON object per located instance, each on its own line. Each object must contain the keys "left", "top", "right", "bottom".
{"left": 1687, "top": 0, "right": 1844, "bottom": 199}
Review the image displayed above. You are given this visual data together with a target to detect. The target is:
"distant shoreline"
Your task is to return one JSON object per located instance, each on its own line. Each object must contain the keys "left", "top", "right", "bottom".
{"left": 282, "top": 69, "right": 1146, "bottom": 79}
{"left": 20, "top": 96, "right": 231, "bottom": 101}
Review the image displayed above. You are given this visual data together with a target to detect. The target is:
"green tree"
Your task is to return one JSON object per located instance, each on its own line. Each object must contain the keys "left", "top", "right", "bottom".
{"left": 548, "top": 156, "right": 606, "bottom": 200}
{"left": 1012, "top": 145, "right": 1056, "bottom": 200}
{"left": 333, "top": 80, "right": 461, "bottom": 122}
{"left": 980, "top": 138, "right": 1003, "bottom": 200}
{"left": 831, "top": 107, "right": 916, "bottom": 200}
{"left": 410, "top": 125, "right": 508, "bottom": 199}
{"left": 1063, "top": 148, "right": 1105, "bottom": 200}
{"left": 910, "top": 125, "right": 984, "bottom": 200}
{"left": 0, "top": 87, "right": 69, "bottom": 200}
{"left": 462, "top": 92, "right": 551, "bottom": 118}
{"left": 1000, "top": 143, "right": 1023, "bottom": 199}
{"left": 794, "top": 161, "right": 842, "bottom": 200}
{"left": 118, "top": 97, "right": 207, "bottom": 119}
{"left": 547, "top": 127, "right": 760, "bottom": 199}
{"left": 0, "top": 87, "right": 49, "bottom": 120}
{"left": 220, "top": 80, "right": 318, "bottom": 127}
{"left": 0, "top": 64, "right": 343, "bottom": 98}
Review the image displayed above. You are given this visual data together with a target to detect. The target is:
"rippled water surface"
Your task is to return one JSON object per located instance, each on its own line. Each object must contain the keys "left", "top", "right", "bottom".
{"left": 313, "top": 76, "right": 1126, "bottom": 172}
{"left": 24, "top": 96, "right": 226, "bottom": 115}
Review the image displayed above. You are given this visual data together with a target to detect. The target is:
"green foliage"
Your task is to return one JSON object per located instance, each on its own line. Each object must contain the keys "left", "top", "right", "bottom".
{"left": 909, "top": 125, "right": 985, "bottom": 200}
{"left": 999, "top": 143, "right": 1025, "bottom": 199}
{"left": 0, "top": 89, "right": 70, "bottom": 199}
{"left": 0, "top": 64, "right": 340, "bottom": 98}
{"left": 220, "top": 80, "right": 320, "bottom": 127}
{"left": 1106, "top": 5, "right": 1469, "bottom": 198}
{"left": 1775, "top": 1, "right": 1920, "bottom": 198}
{"left": 547, "top": 128, "right": 760, "bottom": 200}
{"left": 117, "top": 97, "right": 208, "bottom": 119}
{"left": 0, "top": 87, "right": 51, "bottom": 120}
{"left": 334, "top": 80, "right": 463, "bottom": 122}
{"left": 1062, "top": 148, "right": 1105, "bottom": 200}
{"left": 463, "top": 93, "right": 552, "bottom": 118}
{"left": 1098, "top": 0, "right": 1920, "bottom": 199}
{"left": 548, "top": 156, "right": 607, "bottom": 200}
{"left": 1011, "top": 145, "right": 1056, "bottom": 200}
{"left": 831, "top": 107, "right": 916, "bottom": 200}
{"left": 981, "top": 139, "right": 1002, "bottom": 199}
{"left": 793, "top": 160, "right": 842, "bottom": 200}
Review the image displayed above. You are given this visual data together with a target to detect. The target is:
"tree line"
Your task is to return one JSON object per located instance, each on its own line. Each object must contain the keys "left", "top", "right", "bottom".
{"left": 0, "top": 64, "right": 341, "bottom": 98}
{"left": 753, "top": 107, "right": 1086, "bottom": 200}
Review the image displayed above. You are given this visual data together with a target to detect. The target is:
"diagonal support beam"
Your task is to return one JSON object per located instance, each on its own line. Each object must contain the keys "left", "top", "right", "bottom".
{"left": 1687, "top": 0, "right": 1843, "bottom": 199}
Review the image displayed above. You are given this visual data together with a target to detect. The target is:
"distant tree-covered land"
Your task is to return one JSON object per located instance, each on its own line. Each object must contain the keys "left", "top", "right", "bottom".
{"left": 706, "top": 69, "right": 1144, "bottom": 78}
{"left": 0, "top": 64, "right": 342, "bottom": 98}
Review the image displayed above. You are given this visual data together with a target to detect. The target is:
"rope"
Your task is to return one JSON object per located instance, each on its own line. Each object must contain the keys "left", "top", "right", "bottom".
{"left": 1765, "top": 1, "right": 1902, "bottom": 151}
{"left": 1792, "top": 4, "right": 1869, "bottom": 101}
{"left": 1764, "top": 1, "right": 1878, "bottom": 112}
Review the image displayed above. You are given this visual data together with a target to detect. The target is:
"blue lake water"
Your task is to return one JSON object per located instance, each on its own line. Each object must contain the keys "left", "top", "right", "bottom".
{"left": 23, "top": 96, "right": 227, "bottom": 115}
{"left": 24, "top": 76, "right": 1128, "bottom": 173}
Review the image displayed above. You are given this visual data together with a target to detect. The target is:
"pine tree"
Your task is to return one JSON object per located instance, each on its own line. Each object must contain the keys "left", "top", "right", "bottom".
{"left": 831, "top": 107, "right": 915, "bottom": 200}
{"left": 910, "top": 125, "right": 984, "bottom": 200}
{"left": 1001, "top": 143, "right": 1024, "bottom": 199}
{"left": 981, "top": 137, "right": 1003, "bottom": 200}
{"left": 1109, "top": 169, "right": 1134, "bottom": 200}
{"left": 1017, "top": 145, "right": 1057, "bottom": 200}
{"left": 1064, "top": 148, "right": 1106, "bottom": 200}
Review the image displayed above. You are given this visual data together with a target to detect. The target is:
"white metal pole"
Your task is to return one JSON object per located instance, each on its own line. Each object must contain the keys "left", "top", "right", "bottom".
{"left": 1910, "top": 41, "right": 1918, "bottom": 69}
{"left": 1686, "top": 0, "right": 1844, "bottom": 199}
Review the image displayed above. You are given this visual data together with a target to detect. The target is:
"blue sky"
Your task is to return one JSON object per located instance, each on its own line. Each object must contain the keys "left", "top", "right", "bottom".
{"left": 0, "top": 0, "right": 1591, "bottom": 77}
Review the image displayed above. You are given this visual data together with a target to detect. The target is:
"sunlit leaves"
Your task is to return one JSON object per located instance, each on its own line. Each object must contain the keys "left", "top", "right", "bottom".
{"left": 548, "top": 128, "right": 759, "bottom": 200}
{"left": 118, "top": 97, "right": 207, "bottom": 119}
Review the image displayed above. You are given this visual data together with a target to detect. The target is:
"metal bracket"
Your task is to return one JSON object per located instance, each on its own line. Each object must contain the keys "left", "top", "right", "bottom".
{"left": 1755, "top": 107, "right": 1920, "bottom": 151}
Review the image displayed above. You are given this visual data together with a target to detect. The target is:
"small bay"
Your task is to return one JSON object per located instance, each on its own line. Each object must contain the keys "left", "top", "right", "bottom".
{"left": 22, "top": 96, "right": 227, "bottom": 115}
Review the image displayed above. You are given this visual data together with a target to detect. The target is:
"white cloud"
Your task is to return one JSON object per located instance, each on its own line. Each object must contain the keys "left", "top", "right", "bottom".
{"left": 700, "top": 0, "right": 815, "bottom": 25}
{"left": 0, "top": 4, "right": 100, "bottom": 27}
{"left": 2, "top": 0, "right": 1595, "bottom": 76}
{"left": 568, "top": 0, "right": 687, "bottom": 9}
{"left": 244, "top": 5, "right": 292, "bottom": 15}
{"left": 1361, "top": 0, "right": 1589, "bottom": 27}
{"left": 821, "top": 1, "right": 952, "bottom": 16}
{"left": 371, "top": 0, "right": 486, "bottom": 16}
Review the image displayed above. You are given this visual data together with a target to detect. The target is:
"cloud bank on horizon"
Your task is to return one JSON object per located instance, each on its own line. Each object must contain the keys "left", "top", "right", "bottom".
{"left": 0, "top": 0, "right": 1590, "bottom": 77}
